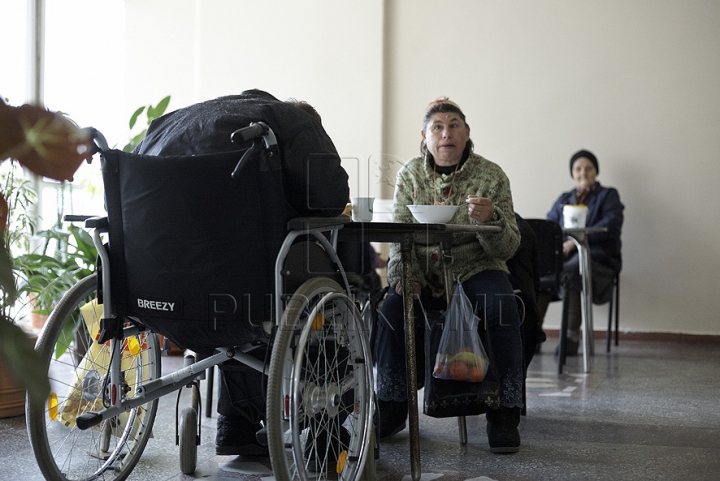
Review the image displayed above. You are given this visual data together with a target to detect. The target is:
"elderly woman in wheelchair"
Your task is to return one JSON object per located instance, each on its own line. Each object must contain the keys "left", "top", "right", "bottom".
{"left": 25, "top": 91, "right": 375, "bottom": 481}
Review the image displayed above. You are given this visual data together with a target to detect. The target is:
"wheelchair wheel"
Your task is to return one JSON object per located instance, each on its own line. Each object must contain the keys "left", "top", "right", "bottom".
{"left": 267, "top": 277, "right": 374, "bottom": 481}
{"left": 26, "top": 274, "right": 161, "bottom": 481}
{"left": 179, "top": 407, "right": 198, "bottom": 474}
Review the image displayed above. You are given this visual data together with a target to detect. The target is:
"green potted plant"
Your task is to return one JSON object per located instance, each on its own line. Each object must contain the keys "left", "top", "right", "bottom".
{"left": 1, "top": 98, "right": 93, "bottom": 408}
{"left": 14, "top": 223, "right": 98, "bottom": 349}
{"left": 123, "top": 95, "right": 171, "bottom": 152}
{"left": 0, "top": 161, "right": 42, "bottom": 417}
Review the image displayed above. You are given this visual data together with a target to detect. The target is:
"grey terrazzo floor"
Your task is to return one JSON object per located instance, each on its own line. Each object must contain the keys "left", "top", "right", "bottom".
{"left": 2, "top": 337, "right": 720, "bottom": 481}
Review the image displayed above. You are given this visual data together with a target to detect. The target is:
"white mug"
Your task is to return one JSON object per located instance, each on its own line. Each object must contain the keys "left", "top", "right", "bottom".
{"left": 351, "top": 197, "right": 374, "bottom": 222}
{"left": 562, "top": 204, "right": 588, "bottom": 228}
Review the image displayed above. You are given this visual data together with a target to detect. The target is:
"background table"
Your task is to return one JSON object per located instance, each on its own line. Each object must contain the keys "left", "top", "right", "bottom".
{"left": 561, "top": 227, "right": 608, "bottom": 373}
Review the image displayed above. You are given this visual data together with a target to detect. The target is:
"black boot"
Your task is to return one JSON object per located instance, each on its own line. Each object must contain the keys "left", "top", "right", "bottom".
{"left": 486, "top": 406, "right": 521, "bottom": 454}
{"left": 215, "top": 414, "right": 269, "bottom": 456}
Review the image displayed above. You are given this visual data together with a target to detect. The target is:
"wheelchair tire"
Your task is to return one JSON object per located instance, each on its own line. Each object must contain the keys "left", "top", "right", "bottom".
{"left": 26, "top": 274, "right": 161, "bottom": 481}
{"left": 179, "top": 407, "right": 198, "bottom": 474}
{"left": 266, "top": 277, "right": 374, "bottom": 481}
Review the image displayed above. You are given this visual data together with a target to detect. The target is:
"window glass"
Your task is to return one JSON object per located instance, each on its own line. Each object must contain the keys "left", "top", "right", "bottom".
{"left": 1, "top": 0, "right": 30, "bottom": 104}
{"left": 43, "top": 0, "right": 126, "bottom": 226}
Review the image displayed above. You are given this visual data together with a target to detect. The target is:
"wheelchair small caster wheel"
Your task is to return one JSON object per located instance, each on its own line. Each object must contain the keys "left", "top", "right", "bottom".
{"left": 179, "top": 407, "right": 198, "bottom": 474}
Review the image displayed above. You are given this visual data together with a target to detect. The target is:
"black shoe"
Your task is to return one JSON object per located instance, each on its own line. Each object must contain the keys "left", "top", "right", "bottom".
{"left": 486, "top": 407, "right": 521, "bottom": 454}
{"left": 554, "top": 338, "right": 579, "bottom": 357}
{"left": 215, "top": 414, "right": 269, "bottom": 456}
{"left": 374, "top": 399, "right": 408, "bottom": 440}
{"left": 305, "top": 424, "right": 352, "bottom": 474}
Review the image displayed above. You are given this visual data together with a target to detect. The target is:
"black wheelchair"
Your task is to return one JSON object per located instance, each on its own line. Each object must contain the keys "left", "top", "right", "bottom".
{"left": 25, "top": 127, "right": 375, "bottom": 481}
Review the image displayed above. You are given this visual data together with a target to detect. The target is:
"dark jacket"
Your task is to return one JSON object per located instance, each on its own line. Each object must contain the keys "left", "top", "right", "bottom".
{"left": 546, "top": 182, "right": 624, "bottom": 272}
{"left": 120, "top": 90, "right": 350, "bottom": 346}
{"left": 507, "top": 213, "right": 543, "bottom": 369}
{"left": 137, "top": 89, "right": 349, "bottom": 219}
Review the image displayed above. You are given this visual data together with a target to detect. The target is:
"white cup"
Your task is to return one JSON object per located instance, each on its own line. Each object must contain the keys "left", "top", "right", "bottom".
{"left": 562, "top": 204, "right": 588, "bottom": 228}
{"left": 351, "top": 197, "right": 374, "bottom": 222}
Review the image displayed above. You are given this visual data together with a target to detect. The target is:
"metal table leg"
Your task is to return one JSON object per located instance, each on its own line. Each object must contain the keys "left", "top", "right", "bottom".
{"left": 568, "top": 235, "right": 594, "bottom": 373}
{"left": 401, "top": 235, "right": 421, "bottom": 481}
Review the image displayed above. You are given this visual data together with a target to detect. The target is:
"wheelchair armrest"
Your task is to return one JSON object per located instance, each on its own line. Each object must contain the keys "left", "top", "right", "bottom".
{"left": 85, "top": 216, "right": 109, "bottom": 230}
{"left": 63, "top": 215, "right": 109, "bottom": 230}
{"left": 287, "top": 216, "right": 350, "bottom": 231}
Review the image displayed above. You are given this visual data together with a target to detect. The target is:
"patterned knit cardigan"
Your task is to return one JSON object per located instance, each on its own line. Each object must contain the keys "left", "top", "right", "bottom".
{"left": 387, "top": 152, "right": 521, "bottom": 298}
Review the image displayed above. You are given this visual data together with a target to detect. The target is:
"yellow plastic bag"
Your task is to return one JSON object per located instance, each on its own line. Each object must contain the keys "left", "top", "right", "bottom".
{"left": 57, "top": 299, "right": 152, "bottom": 440}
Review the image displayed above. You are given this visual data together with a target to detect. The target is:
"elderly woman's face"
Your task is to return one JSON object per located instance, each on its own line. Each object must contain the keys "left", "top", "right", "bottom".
{"left": 422, "top": 112, "right": 470, "bottom": 166}
{"left": 572, "top": 157, "right": 597, "bottom": 190}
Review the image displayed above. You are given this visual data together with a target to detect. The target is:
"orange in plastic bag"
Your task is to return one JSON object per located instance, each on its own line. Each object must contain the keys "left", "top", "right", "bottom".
{"left": 432, "top": 282, "right": 489, "bottom": 382}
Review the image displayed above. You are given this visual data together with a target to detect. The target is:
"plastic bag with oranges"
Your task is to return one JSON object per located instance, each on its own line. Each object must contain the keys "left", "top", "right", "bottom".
{"left": 432, "top": 282, "right": 489, "bottom": 382}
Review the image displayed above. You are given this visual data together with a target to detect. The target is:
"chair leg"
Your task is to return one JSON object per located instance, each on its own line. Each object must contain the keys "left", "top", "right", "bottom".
{"left": 606, "top": 295, "right": 614, "bottom": 353}
{"left": 614, "top": 276, "right": 620, "bottom": 346}
{"left": 205, "top": 365, "right": 214, "bottom": 418}
{"left": 458, "top": 416, "right": 468, "bottom": 445}
{"left": 558, "top": 296, "right": 570, "bottom": 375}
{"left": 606, "top": 275, "right": 620, "bottom": 352}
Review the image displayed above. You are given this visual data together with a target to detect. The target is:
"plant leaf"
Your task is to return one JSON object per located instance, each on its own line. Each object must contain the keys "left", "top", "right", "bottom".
{"left": 55, "top": 309, "right": 82, "bottom": 359}
{"left": 128, "top": 106, "right": 145, "bottom": 130}
{"left": 0, "top": 244, "right": 17, "bottom": 303}
{"left": 131, "top": 130, "right": 147, "bottom": 146}
{"left": 147, "top": 95, "right": 171, "bottom": 122}
{"left": 0, "top": 319, "right": 50, "bottom": 405}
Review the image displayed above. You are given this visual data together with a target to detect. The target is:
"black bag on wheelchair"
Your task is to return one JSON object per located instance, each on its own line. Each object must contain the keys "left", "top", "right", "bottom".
{"left": 101, "top": 148, "right": 287, "bottom": 351}
{"left": 423, "top": 316, "right": 502, "bottom": 418}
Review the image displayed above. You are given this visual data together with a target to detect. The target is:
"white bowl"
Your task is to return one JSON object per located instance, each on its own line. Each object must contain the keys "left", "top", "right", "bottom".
{"left": 407, "top": 204, "right": 462, "bottom": 224}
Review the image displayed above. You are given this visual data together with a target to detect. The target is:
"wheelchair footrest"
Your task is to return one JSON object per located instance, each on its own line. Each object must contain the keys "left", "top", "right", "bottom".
{"left": 77, "top": 412, "right": 104, "bottom": 430}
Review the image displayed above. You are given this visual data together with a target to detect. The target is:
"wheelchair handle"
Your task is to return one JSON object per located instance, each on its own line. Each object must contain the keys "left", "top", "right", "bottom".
{"left": 230, "top": 121, "right": 278, "bottom": 179}
{"left": 82, "top": 127, "right": 109, "bottom": 152}
{"left": 231, "top": 143, "right": 263, "bottom": 179}
{"left": 231, "top": 121, "right": 269, "bottom": 144}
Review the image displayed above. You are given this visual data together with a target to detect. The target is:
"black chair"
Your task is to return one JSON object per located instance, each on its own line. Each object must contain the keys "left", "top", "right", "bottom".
{"left": 606, "top": 273, "right": 620, "bottom": 352}
{"left": 524, "top": 219, "right": 569, "bottom": 374}
{"left": 524, "top": 219, "right": 564, "bottom": 302}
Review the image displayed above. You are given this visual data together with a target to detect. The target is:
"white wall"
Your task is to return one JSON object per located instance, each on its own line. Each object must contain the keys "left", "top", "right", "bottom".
{"left": 125, "top": 0, "right": 385, "bottom": 199}
{"left": 125, "top": 0, "right": 720, "bottom": 336}
{"left": 383, "top": 0, "right": 720, "bottom": 335}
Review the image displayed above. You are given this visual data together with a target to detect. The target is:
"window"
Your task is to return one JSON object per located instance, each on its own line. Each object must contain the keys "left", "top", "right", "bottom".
{"left": 4, "top": 0, "right": 126, "bottom": 228}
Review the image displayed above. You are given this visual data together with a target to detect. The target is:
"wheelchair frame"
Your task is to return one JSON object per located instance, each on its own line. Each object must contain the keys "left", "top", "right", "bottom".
{"left": 25, "top": 129, "right": 375, "bottom": 481}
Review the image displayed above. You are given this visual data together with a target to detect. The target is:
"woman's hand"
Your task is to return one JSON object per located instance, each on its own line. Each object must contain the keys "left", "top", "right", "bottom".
{"left": 562, "top": 239, "right": 577, "bottom": 257}
{"left": 466, "top": 195, "right": 494, "bottom": 222}
{"left": 395, "top": 281, "right": 422, "bottom": 298}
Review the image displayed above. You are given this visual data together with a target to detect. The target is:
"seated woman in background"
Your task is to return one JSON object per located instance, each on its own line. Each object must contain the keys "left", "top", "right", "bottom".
{"left": 374, "top": 98, "right": 524, "bottom": 453}
{"left": 537, "top": 150, "right": 624, "bottom": 356}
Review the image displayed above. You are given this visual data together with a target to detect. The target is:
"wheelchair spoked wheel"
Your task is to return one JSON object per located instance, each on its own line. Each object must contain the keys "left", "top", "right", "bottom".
{"left": 26, "top": 274, "right": 161, "bottom": 481}
{"left": 267, "top": 277, "right": 374, "bottom": 481}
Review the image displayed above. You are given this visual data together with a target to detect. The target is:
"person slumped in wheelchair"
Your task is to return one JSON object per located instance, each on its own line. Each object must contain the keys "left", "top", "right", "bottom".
{"left": 135, "top": 89, "right": 350, "bottom": 457}
{"left": 375, "top": 98, "right": 525, "bottom": 453}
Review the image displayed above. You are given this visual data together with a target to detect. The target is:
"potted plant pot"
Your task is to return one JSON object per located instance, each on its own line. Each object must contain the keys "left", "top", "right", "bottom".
{"left": 0, "top": 357, "right": 26, "bottom": 418}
